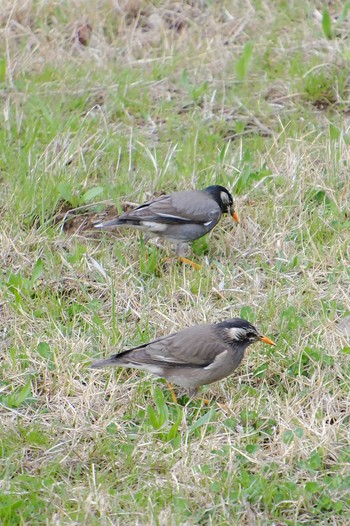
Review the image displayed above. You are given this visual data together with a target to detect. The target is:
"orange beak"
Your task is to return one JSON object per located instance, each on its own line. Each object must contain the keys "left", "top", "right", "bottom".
{"left": 259, "top": 335, "right": 276, "bottom": 346}
{"left": 231, "top": 210, "right": 240, "bottom": 223}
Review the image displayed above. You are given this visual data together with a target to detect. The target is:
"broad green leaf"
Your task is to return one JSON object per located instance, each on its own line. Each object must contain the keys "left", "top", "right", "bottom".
{"left": 305, "top": 481, "right": 320, "bottom": 493}
{"left": 308, "top": 451, "right": 322, "bottom": 470}
{"left": 322, "top": 8, "right": 332, "bottom": 39}
{"left": 31, "top": 258, "right": 44, "bottom": 283}
{"left": 253, "top": 361, "right": 269, "bottom": 378}
{"left": 188, "top": 408, "right": 216, "bottom": 433}
{"left": 147, "top": 405, "right": 162, "bottom": 430}
{"left": 338, "top": 1, "right": 350, "bottom": 23}
{"left": 4, "top": 379, "right": 32, "bottom": 408}
{"left": 36, "top": 342, "right": 53, "bottom": 364}
{"left": 0, "top": 57, "right": 6, "bottom": 83}
{"left": 329, "top": 123, "right": 340, "bottom": 141}
{"left": 166, "top": 406, "right": 183, "bottom": 441}
{"left": 236, "top": 42, "right": 253, "bottom": 80}
{"left": 57, "top": 182, "right": 74, "bottom": 204}
{"left": 234, "top": 163, "right": 271, "bottom": 195}
{"left": 283, "top": 430, "right": 294, "bottom": 445}
{"left": 153, "top": 386, "right": 169, "bottom": 424}
{"left": 294, "top": 427, "right": 304, "bottom": 438}
{"left": 245, "top": 444, "right": 260, "bottom": 454}
{"left": 82, "top": 186, "right": 104, "bottom": 203}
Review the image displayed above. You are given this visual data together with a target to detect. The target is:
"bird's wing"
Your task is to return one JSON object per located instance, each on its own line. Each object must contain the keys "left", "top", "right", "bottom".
{"left": 120, "top": 191, "right": 220, "bottom": 225}
{"left": 121, "top": 324, "right": 229, "bottom": 368}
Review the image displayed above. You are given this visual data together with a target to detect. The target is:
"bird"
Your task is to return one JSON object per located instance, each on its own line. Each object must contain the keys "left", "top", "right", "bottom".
{"left": 91, "top": 318, "right": 276, "bottom": 403}
{"left": 94, "top": 185, "right": 239, "bottom": 269}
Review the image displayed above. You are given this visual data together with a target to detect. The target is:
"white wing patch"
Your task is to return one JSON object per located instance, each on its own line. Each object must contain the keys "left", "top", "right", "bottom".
{"left": 151, "top": 354, "right": 178, "bottom": 363}
{"left": 158, "top": 212, "right": 189, "bottom": 221}
{"left": 204, "top": 350, "right": 228, "bottom": 370}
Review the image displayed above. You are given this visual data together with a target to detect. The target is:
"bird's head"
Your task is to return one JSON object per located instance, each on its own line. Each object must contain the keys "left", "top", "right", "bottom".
{"left": 204, "top": 185, "right": 239, "bottom": 223}
{"left": 218, "top": 318, "right": 276, "bottom": 347}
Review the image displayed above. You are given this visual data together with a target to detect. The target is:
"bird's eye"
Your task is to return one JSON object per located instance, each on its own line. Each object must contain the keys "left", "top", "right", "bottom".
{"left": 246, "top": 331, "right": 256, "bottom": 339}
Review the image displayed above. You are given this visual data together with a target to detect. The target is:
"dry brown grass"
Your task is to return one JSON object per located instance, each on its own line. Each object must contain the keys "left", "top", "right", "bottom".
{"left": 1, "top": 0, "right": 350, "bottom": 524}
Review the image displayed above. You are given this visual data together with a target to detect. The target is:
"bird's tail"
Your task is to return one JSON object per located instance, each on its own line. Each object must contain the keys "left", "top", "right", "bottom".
{"left": 94, "top": 218, "right": 123, "bottom": 229}
{"left": 91, "top": 356, "right": 121, "bottom": 369}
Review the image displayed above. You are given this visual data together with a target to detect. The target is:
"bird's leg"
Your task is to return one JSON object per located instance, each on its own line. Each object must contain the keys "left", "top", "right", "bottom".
{"left": 163, "top": 243, "right": 201, "bottom": 270}
{"left": 175, "top": 243, "right": 201, "bottom": 271}
{"left": 162, "top": 256, "right": 202, "bottom": 270}
{"left": 167, "top": 383, "right": 178, "bottom": 404}
{"left": 187, "top": 387, "right": 198, "bottom": 399}
{"left": 187, "top": 387, "right": 210, "bottom": 406}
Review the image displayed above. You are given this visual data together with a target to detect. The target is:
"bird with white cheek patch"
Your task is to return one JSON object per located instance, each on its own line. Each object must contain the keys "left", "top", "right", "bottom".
{"left": 92, "top": 318, "right": 276, "bottom": 403}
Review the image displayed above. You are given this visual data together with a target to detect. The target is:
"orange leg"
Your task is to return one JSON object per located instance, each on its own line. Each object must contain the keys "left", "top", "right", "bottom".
{"left": 167, "top": 382, "right": 178, "bottom": 404}
{"left": 162, "top": 256, "right": 201, "bottom": 270}
{"left": 178, "top": 256, "right": 201, "bottom": 270}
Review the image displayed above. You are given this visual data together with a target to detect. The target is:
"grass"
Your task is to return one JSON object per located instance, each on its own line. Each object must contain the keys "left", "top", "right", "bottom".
{"left": 1, "top": 0, "right": 350, "bottom": 524}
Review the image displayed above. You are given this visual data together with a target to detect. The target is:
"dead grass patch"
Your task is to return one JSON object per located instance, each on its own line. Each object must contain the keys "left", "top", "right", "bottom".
{"left": 1, "top": 0, "right": 350, "bottom": 524}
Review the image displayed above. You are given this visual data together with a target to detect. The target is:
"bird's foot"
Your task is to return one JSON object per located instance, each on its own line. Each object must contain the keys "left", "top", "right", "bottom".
{"left": 162, "top": 256, "right": 201, "bottom": 270}
{"left": 178, "top": 256, "right": 201, "bottom": 270}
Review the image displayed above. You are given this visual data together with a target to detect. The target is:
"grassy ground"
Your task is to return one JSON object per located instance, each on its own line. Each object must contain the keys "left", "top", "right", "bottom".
{"left": 1, "top": 0, "right": 350, "bottom": 524}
